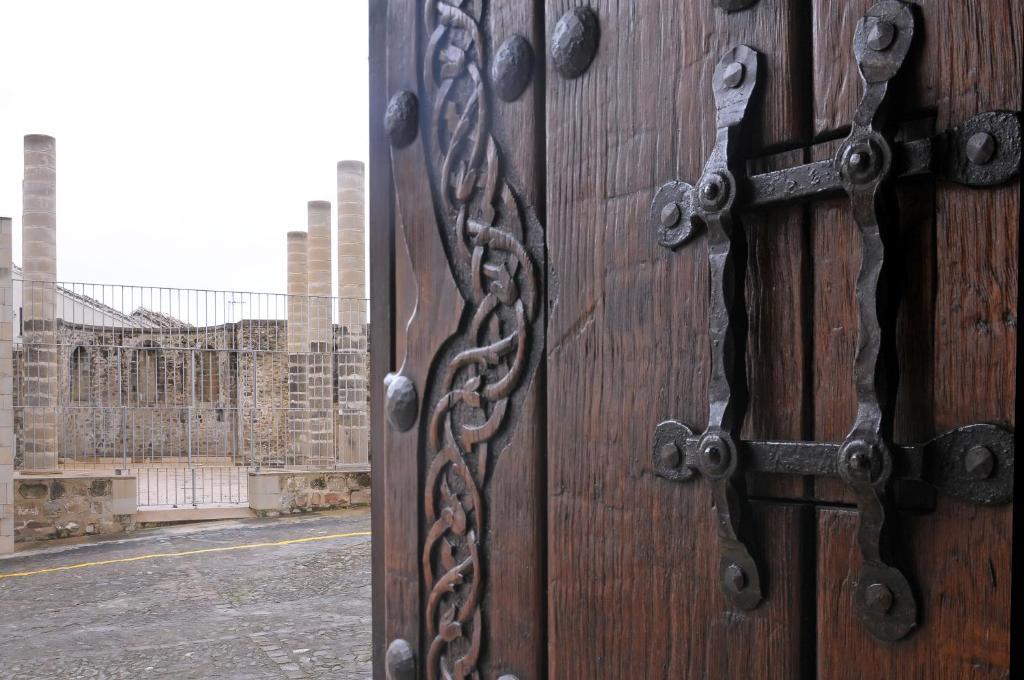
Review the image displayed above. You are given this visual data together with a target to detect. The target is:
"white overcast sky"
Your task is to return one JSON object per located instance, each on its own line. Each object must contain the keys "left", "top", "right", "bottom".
{"left": 0, "top": 0, "right": 369, "bottom": 296}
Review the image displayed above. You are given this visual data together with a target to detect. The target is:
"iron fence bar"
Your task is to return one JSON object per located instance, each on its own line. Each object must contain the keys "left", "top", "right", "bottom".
{"left": 13, "top": 280, "right": 369, "bottom": 506}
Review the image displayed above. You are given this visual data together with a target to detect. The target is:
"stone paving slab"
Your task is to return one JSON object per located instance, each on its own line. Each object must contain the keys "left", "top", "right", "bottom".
{"left": 0, "top": 509, "right": 372, "bottom": 679}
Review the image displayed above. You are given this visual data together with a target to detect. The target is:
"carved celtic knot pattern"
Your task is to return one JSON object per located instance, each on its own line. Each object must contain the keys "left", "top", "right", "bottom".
{"left": 421, "top": 1, "right": 538, "bottom": 678}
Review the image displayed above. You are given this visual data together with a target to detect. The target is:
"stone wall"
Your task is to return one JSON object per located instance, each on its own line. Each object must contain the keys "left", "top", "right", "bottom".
{"left": 248, "top": 470, "right": 370, "bottom": 516}
{"left": 13, "top": 472, "right": 136, "bottom": 542}
{"left": 13, "top": 317, "right": 369, "bottom": 468}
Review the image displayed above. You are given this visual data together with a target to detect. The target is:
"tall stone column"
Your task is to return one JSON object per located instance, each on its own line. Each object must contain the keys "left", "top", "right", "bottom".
{"left": 336, "top": 161, "right": 366, "bottom": 304}
{"left": 0, "top": 217, "right": 15, "bottom": 553}
{"left": 336, "top": 161, "right": 368, "bottom": 465}
{"left": 286, "top": 231, "right": 310, "bottom": 466}
{"left": 306, "top": 201, "right": 335, "bottom": 466}
{"left": 21, "top": 135, "right": 58, "bottom": 472}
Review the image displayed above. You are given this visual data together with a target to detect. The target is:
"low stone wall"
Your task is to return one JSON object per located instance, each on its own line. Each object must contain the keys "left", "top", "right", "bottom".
{"left": 249, "top": 470, "right": 370, "bottom": 516}
{"left": 13, "top": 472, "right": 137, "bottom": 543}
{"left": 7, "top": 469, "right": 368, "bottom": 545}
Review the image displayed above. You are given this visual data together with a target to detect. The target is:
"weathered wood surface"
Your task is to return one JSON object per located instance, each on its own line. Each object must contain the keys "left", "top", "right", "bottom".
{"left": 818, "top": 505, "right": 1013, "bottom": 678}
{"left": 480, "top": 3, "right": 547, "bottom": 677}
{"left": 545, "top": 0, "right": 812, "bottom": 675}
{"left": 744, "top": 148, "right": 812, "bottom": 502}
{"left": 372, "top": 0, "right": 1020, "bottom": 676}
{"left": 368, "top": 0, "right": 391, "bottom": 674}
{"left": 810, "top": 0, "right": 1019, "bottom": 675}
{"left": 375, "top": 1, "right": 548, "bottom": 677}
{"left": 381, "top": 0, "right": 448, "bottom": 666}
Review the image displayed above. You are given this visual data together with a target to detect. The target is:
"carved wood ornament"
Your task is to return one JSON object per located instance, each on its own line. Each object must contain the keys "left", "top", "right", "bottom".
{"left": 418, "top": 1, "right": 541, "bottom": 678}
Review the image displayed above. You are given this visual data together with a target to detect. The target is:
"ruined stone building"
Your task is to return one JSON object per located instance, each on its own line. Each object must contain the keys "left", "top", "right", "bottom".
{"left": 11, "top": 282, "right": 369, "bottom": 469}
{"left": 3, "top": 135, "right": 369, "bottom": 478}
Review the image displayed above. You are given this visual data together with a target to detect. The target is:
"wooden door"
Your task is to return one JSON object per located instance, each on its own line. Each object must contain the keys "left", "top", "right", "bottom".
{"left": 370, "top": 1, "right": 1020, "bottom": 678}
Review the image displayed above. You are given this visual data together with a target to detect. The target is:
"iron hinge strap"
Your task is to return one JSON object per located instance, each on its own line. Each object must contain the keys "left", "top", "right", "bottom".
{"left": 692, "top": 44, "right": 763, "bottom": 611}
{"left": 833, "top": 0, "right": 923, "bottom": 641}
{"left": 654, "top": 421, "right": 1014, "bottom": 507}
{"left": 649, "top": 0, "right": 1018, "bottom": 643}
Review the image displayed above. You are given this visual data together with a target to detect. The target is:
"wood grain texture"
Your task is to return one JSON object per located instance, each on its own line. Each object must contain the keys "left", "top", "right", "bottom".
{"left": 380, "top": 1, "right": 549, "bottom": 675}
{"left": 818, "top": 505, "right": 1013, "bottom": 678}
{"left": 371, "top": 0, "right": 1020, "bottom": 675}
{"left": 809, "top": 1, "right": 1018, "bottom": 671}
{"left": 809, "top": 132, "right": 940, "bottom": 503}
{"left": 382, "top": 0, "right": 466, "bottom": 666}
{"left": 744, "top": 149, "right": 812, "bottom": 501}
{"left": 545, "top": 0, "right": 811, "bottom": 675}
{"left": 368, "top": 0, "right": 391, "bottom": 676}
{"left": 479, "top": 2, "right": 547, "bottom": 677}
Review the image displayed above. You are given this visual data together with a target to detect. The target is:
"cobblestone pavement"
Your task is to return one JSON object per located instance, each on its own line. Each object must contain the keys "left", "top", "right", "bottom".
{"left": 0, "top": 509, "right": 372, "bottom": 680}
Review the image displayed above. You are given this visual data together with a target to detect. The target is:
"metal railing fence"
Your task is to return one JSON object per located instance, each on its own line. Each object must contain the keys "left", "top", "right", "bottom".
{"left": 14, "top": 280, "right": 369, "bottom": 507}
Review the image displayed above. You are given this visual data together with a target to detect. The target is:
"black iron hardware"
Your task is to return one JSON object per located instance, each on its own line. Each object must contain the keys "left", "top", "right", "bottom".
{"left": 550, "top": 7, "right": 599, "bottom": 80}
{"left": 384, "top": 91, "right": 419, "bottom": 148}
{"left": 385, "top": 639, "right": 416, "bottom": 680}
{"left": 493, "top": 35, "right": 535, "bottom": 102}
{"left": 384, "top": 372, "right": 418, "bottom": 432}
{"left": 649, "top": 0, "right": 1018, "bottom": 642}
{"left": 714, "top": 0, "right": 759, "bottom": 12}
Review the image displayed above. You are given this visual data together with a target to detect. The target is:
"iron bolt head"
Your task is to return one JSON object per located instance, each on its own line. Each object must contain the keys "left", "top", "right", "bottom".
{"left": 963, "top": 445, "right": 995, "bottom": 480}
{"left": 660, "top": 202, "right": 681, "bottom": 229}
{"left": 849, "top": 151, "right": 869, "bottom": 169}
{"left": 849, "top": 449, "right": 872, "bottom": 471}
{"left": 384, "top": 373, "right": 419, "bottom": 432}
{"left": 866, "top": 582, "right": 894, "bottom": 613}
{"left": 698, "top": 173, "right": 730, "bottom": 210}
{"left": 385, "top": 639, "right": 416, "bottom": 680}
{"left": 492, "top": 34, "right": 535, "bottom": 103}
{"left": 866, "top": 19, "right": 896, "bottom": 51}
{"left": 658, "top": 442, "right": 682, "bottom": 469}
{"left": 725, "top": 563, "right": 746, "bottom": 592}
{"left": 384, "top": 90, "right": 419, "bottom": 148}
{"left": 966, "top": 132, "right": 997, "bottom": 165}
{"left": 551, "top": 6, "right": 600, "bottom": 80}
{"left": 722, "top": 61, "right": 745, "bottom": 89}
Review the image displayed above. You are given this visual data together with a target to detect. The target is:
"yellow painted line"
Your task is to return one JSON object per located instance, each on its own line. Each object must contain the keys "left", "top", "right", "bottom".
{"left": 0, "top": 530, "right": 371, "bottom": 581}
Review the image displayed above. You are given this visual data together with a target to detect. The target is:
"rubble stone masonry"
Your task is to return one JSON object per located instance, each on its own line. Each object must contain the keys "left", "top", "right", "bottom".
{"left": 13, "top": 320, "right": 368, "bottom": 468}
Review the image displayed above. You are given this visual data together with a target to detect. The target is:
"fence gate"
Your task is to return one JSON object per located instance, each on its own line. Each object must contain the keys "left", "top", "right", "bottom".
{"left": 14, "top": 280, "right": 369, "bottom": 508}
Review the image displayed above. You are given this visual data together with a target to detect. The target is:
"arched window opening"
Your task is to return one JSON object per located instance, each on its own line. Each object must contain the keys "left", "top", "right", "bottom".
{"left": 134, "top": 343, "right": 163, "bottom": 405}
{"left": 70, "top": 346, "right": 90, "bottom": 403}
{"left": 197, "top": 347, "right": 220, "bottom": 403}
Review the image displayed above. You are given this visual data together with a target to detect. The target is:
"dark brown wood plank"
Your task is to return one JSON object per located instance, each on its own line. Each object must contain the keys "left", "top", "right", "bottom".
{"left": 810, "top": 4, "right": 1018, "bottom": 670}
{"left": 478, "top": 2, "right": 547, "bottom": 677}
{"left": 814, "top": 0, "right": 1023, "bottom": 139}
{"left": 545, "top": 0, "right": 812, "bottom": 674}
{"left": 818, "top": 505, "right": 1013, "bottom": 678}
{"left": 381, "top": 0, "right": 466, "bottom": 667}
{"left": 811, "top": 0, "right": 871, "bottom": 137}
{"left": 378, "top": 1, "right": 549, "bottom": 676}
{"left": 808, "top": 139, "right": 859, "bottom": 472}
{"left": 367, "top": 0, "right": 392, "bottom": 676}
{"left": 744, "top": 149, "right": 811, "bottom": 501}
{"left": 809, "top": 1, "right": 1020, "bottom": 481}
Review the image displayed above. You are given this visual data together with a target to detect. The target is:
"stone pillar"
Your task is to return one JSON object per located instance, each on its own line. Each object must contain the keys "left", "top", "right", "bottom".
{"left": 21, "top": 135, "right": 58, "bottom": 472}
{"left": 286, "top": 231, "right": 310, "bottom": 466}
{"left": 336, "top": 161, "right": 368, "bottom": 465}
{"left": 306, "top": 201, "right": 335, "bottom": 466}
{"left": 337, "top": 161, "right": 366, "bottom": 304}
{"left": 0, "top": 217, "right": 14, "bottom": 553}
